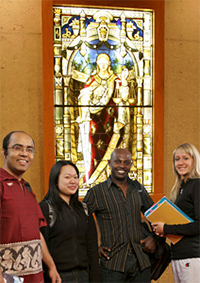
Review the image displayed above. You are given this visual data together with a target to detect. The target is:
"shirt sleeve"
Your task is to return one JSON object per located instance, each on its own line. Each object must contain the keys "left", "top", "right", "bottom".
{"left": 83, "top": 188, "right": 97, "bottom": 214}
{"left": 135, "top": 180, "right": 154, "bottom": 214}
{"left": 164, "top": 181, "right": 200, "bottom": 237}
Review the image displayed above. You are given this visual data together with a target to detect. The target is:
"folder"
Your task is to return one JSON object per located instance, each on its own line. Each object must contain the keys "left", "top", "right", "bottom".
{"left": 144, "top": 196, "right": 194, "bottom": 244}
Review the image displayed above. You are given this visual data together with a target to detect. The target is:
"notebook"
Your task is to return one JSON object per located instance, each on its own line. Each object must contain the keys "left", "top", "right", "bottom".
{"left": 144, "top": 196, "right": 194, "bottom": 244}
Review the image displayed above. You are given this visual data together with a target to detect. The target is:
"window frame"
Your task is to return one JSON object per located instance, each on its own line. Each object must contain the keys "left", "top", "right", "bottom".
{"left": 42, "top": 0, "right": 164, "bottom": 201}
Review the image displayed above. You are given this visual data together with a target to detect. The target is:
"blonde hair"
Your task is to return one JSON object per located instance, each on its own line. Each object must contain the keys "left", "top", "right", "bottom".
{"left": 170, "top": 143, "right": 200, "bottom": 202}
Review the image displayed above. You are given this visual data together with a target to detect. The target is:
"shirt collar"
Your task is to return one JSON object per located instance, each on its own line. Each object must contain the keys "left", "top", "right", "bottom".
{"left": 0, "top": 167, "right": 25, "bottom": 184}
{"left": 181, "top": 178, "right": 190, "bottom": 187}
{"left": 106, "top": 176, "right": 112, "bottom": 188}
{"left": 106, "top": 175, "right": 133, "bottom": 188}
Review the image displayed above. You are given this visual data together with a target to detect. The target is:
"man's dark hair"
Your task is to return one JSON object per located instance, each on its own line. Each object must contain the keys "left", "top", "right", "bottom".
{"left": 2, "top": 131, "right": 35, "bottom": 156}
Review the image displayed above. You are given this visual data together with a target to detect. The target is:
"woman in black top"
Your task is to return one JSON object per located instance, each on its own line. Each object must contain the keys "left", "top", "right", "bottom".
{"left": 40, "top": 160, "right": 99, "bottom": 283}
{"left": 152, "top": 143, "right": 200, "bottom": 283}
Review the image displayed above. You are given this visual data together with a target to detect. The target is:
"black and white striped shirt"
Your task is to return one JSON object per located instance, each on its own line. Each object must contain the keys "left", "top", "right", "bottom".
{"left": 83, "top": 177, "right": 154, "bottom": 272}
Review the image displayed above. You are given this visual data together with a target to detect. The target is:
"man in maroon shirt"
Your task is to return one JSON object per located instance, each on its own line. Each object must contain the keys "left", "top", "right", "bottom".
{"left": 0, "top": 131, "right": 61, "bottom": 283}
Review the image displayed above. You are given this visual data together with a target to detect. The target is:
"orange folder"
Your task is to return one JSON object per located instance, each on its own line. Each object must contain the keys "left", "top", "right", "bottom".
{"left": 144, "top": 196, "right": 193, "bottom": 244}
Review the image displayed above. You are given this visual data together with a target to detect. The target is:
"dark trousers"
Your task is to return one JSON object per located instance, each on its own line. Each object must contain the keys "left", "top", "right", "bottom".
{"left": 60, "top": 269, "right": 89, "bottom": 283}
{"left": 100, "top": 253, "right": 151, "bottom": 282}
{"left": 44, "top": 269, "right": 89, "bottom": 283}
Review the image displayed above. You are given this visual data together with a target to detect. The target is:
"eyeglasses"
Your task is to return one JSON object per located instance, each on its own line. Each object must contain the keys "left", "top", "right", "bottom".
{"left": 7, "top": 144, "right": 35, "bottom": 155}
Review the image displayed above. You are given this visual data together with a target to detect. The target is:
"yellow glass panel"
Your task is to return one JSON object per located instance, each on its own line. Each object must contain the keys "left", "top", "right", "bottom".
{"left": 53, "top": 6, "right": 154, "bottom": 195}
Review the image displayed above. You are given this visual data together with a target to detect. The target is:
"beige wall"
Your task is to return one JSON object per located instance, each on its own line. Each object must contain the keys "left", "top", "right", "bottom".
{"left": 0, "top": 0, "right": 44, "bottom": 200}
{"left": 164, "top": 0, "right": 200, "bottom": 197}
{"left": 0, "top": 1, "right": 199, "bottom": 281}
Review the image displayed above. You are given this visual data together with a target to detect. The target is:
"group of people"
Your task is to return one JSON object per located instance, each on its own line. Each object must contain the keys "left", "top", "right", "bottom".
{"left": 0, "top": 131, "right": 200, "bottom": 283}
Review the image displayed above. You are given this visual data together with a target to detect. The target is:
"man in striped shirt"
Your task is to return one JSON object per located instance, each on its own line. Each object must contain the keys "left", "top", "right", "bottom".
{"left": 83, "top": 148, "right": 156, "bottom": 282}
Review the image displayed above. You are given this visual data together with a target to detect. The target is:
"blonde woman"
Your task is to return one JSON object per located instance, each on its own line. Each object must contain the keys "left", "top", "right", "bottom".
{"left": 153, "top": 143, "right": 200, "bottom": 283}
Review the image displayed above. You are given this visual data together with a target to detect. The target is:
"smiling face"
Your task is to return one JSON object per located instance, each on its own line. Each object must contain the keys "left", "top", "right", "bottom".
{"left": 109, "top": 149, "right": 132, "bottom": 182}
{"left": 57, "top": 165, "right": 79, "bottom": 203}
{"left": 174, "top": 148, "right": 194, "bottom": 181}
{"left": 2, "top": 132, "right": 34, "bottom": 180}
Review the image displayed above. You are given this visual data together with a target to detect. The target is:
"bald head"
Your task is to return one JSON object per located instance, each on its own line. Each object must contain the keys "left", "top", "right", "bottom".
{"left": 110, "top": 148, "right": 132, "bottom": 161}
{"left": 2, "top": 131, "right": 35, "bottom": 180}
{"left": 3, "top": 131, "right": 34, "bottom": 156}
{"left": 109, "top": 148, "right": 132, "bottom": 182}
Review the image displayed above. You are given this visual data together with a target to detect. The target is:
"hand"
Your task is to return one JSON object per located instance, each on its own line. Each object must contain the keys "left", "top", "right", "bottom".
{"left": 48, "top": 266, "right": 61, "bottom": 283}
{"left": 98, "top": 246, "right": 111, "bottom": 260}
{"left": 152, "top": 222, "right": 165, "bottom": 237}
{"left": 140, "top": 236, "right": 156, "bottom": 253}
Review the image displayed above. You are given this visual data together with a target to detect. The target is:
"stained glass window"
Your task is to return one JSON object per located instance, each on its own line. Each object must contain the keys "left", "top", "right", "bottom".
{"left": 53, "top": 6, "right": 154, "bottom": 196}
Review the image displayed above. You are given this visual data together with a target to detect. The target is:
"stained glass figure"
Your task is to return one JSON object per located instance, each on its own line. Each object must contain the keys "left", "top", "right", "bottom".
{"left": 53, "top": 6, "right": 153, "bottom": 195}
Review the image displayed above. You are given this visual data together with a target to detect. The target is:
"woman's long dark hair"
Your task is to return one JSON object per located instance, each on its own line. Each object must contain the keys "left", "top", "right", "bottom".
{"left": 42, "top": 160, "right": 83, "bottom": 216}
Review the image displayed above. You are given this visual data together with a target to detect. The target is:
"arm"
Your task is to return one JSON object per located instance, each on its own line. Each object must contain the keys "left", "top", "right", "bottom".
{"left": 0, "top": 271, "right": 4, "bottom": 283}
{"left": 136, "top": 181, "right": 156, "bottom": 252}
{"left": 83, "top": 188, "right": 96, "bottom": 216}
{"left": 164, "top": 222, "right": 200, "bottom": 237}
{"left": 135, "top": 180, "right": 154, "bottom": 214}
{"left": 0, "top": 185, "right": 4, "bottom": 283}
{"left": 86, "top": 214, "right": 100, "bottom": 282}
{"left": 154, "top": 181, "right": 200, "bottom": 237}
{"left": 153, "top": 219, "right": 200, "bottom": 238}
{"left": 83, "top": 188, "right": 111, "bottom": 260}
{"left": 39, "top": 201, "right": 50, "bottom": 241}
{"left": 165, "top": 182, "right": 200, "bottom": 237}
{"left": 140, "top": 222, "right": 157, "bottom": 253}
{"left": 95, "top": 220, "right": 111, "bottom": 260}
{"left": 39, "top": 202, "right": 61, "bottom": 283}
{"left": 40, "top": 232, "right": 61, "bottom": 283}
